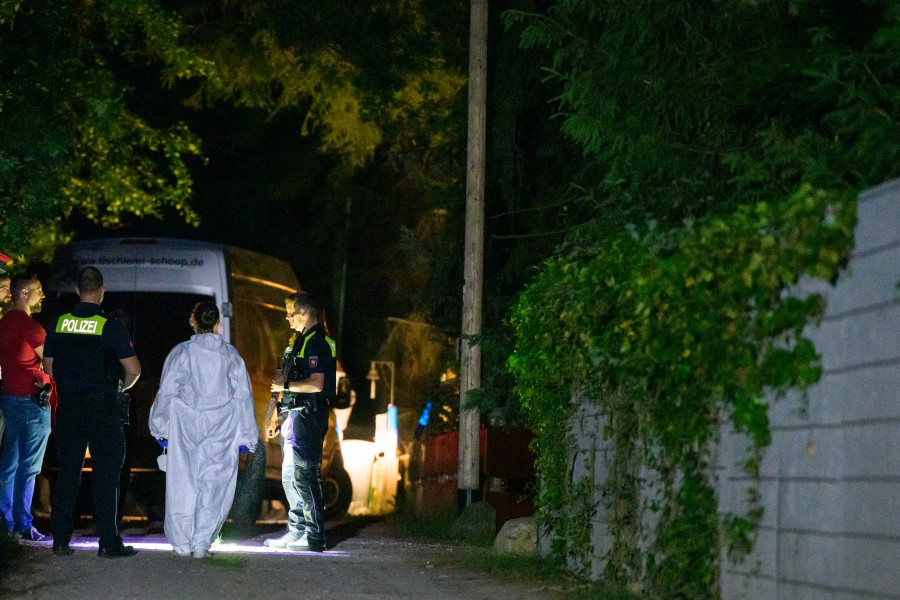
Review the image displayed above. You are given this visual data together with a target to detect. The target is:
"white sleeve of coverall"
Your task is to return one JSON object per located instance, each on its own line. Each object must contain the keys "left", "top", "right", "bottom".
{"left": 149, "top": 345, "right": 187, "bottom": 440}
{"left": 230, "top": 350, "right": 259, "bottom": 452}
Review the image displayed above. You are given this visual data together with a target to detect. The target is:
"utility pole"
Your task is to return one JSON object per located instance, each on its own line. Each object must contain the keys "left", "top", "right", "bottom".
{"left": 336, "top": 196, "right": 352, "bottom": 350}
{"left": 458, "top": 0, "right": 486, "bottom": 510}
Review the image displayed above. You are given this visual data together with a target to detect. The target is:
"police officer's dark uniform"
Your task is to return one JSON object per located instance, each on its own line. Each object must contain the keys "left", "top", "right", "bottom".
{"left": 44, "top": 302, "right": 136, "bottom": 556}
{"left": 280, "top": 322, "right": 336, "bottom": 551}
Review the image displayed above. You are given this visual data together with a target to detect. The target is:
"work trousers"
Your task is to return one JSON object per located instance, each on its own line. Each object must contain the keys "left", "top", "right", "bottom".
{"left": 0, "top": 394, "right": 51, "bottom": 533}
{"left": 51, "top": 403, "right": 125, "bottom": 547}
{"left": 279, "top": 419, "right": 303, "bottom": 538}
{"left": 287, "top": 404, "right": 328, "bottom": 544}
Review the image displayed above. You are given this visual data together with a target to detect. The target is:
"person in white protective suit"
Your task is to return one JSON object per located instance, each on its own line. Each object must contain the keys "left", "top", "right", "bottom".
{"left": 149, "top": 301, "right": 259, "bottom": 558}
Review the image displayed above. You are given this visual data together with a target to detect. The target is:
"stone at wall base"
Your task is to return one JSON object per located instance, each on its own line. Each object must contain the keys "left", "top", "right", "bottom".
{"left": 493, "top": 516, "right": 537, "bottom": 555}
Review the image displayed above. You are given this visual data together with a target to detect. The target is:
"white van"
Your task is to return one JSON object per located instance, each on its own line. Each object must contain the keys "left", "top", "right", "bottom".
{"left": 43, "top": 238, "right": 352, "bottom": 524}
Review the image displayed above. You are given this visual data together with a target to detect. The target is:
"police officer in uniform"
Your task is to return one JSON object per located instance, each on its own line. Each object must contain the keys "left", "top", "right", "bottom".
{"left": 44, "top": 266, "right": 141, "bottom": 557}
{"left": 265, "top": 291, "right": 335, "bottom": 552}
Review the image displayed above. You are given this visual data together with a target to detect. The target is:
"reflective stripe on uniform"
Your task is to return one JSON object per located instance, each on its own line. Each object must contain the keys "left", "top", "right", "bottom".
{"left": 297, "top": 330, "right": 336, "bottom": 358}
{"left": 56, "top": 313, "right": 107, "bottom": 335}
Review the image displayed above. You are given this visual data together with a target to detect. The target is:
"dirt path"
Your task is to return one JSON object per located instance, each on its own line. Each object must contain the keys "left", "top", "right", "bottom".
{"left": 0, "top": 519, "right": 564, "bottom": 600}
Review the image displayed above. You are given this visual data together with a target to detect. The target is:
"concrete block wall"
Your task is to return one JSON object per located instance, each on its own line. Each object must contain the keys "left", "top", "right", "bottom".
{"left": 566, "top": 179, "right": 900, "bottom": 598}
{"left": 569, "top": 398, "right": 660, "bottom": 581}
{"left": 719, "top": 180, "right": 900, "bottom": 600}
{"left": 568, "top": 401, "right": 613, "bottom": 578}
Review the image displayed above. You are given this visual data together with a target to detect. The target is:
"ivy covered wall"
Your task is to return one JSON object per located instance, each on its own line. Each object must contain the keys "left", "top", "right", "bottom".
{"left": 717, "top": 179, "right": 900, "bottom": 599}
{"left": 509, "top": 184, "right": 856, "bottom": 598}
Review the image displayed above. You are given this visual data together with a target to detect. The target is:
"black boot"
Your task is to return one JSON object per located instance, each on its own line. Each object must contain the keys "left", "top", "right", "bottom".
{"left": 52, "top": 542, "right": 73, "bottom": 556}
{"left": 97, "top": 538, "right": 137, "bottom": 558}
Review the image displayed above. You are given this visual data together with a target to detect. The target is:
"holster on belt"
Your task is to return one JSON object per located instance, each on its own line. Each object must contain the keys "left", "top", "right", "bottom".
{"left": 101, "top": 391, "right": 130, "bottom": 425}
{"left": 117, "top": 391, "right": 131, "bottom": 425}
{"left": 278, "top": 393, "right": 323, "bottom": 415}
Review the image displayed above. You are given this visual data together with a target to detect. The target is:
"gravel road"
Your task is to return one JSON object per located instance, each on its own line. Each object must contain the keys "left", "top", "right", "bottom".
{"left": 0, "top": 519, "right": 567, "bottom": 600}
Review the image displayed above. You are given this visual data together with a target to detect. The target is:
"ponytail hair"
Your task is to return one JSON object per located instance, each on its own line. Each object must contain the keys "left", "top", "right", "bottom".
{"left": 192, "top": 301, "right": 220, "bottom": 333}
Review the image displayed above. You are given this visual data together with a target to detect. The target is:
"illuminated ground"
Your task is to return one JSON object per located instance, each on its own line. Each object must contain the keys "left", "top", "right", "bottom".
{"left": 1, "top": 519, "right": 561, "bottom": 600}
{"left": 40, "top": 534, "right": 350, "bottom": 558}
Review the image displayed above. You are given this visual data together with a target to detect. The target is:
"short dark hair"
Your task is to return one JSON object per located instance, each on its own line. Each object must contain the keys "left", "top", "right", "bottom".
{"left": 77, "top": 266, "right": 104, "bottom": 294}
{"left": 192, "top": 301, "right": 220, "bottom": 333}
{"left": 10, "top": 274, "right": 39, "bottom": 296}
{"left": 286, "top": 291, "right": 320, "bottom": 320}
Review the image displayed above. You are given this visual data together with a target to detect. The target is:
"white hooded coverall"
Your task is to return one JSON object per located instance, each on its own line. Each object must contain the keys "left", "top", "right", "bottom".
{"left": 149, "top": 333, "right": 259, "bottom": 555}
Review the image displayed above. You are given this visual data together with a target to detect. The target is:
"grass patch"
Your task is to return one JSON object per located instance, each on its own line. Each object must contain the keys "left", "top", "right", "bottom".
{"left": 205, "top": 553, "right": 245, "bottom": 569}
{"left": 388, "top": 503, "right": 458, "bottom": 541}
{"left": 457, "top": 547, "right": 639, "bottom": 600}
{"left": 457, "top": 546, "right": 568, "bottom": 580}
{"left": 557, "top": 585, "right": 642, "bottom": 600}
{"left": 389, "top": 503, "right": 638, "bottom": 599}
{"left": 388, "top": 501, "right": 496, "bottom": 545}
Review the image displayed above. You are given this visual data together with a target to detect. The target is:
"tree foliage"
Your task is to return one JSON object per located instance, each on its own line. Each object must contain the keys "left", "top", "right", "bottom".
{"left": 504, "top": 0, "right": 900, "bottom": 595}
{"left": 0, "top": 0, "right": 468, "bottom": 271}
{"left": 504, "top": 0, "right": 900, "bottom": 226}
{"left": 0, "top": 0, "right": 205, "bottom": 260}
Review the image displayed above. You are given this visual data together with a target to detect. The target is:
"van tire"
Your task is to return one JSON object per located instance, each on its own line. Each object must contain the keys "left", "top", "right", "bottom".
{"left": 322, "top": 464, "right": 352, "bottom": 520}
{"left": 230, "top": 439, "right": 267, "bottom": 532}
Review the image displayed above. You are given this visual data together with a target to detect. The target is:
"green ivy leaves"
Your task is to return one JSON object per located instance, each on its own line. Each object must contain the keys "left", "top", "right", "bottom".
{"left": 509, "top": 184, "right": 854, "bottom": 595}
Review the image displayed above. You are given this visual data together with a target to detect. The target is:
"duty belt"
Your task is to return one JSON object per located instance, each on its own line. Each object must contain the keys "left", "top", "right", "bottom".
{"left": 278, "top": 393, "right": 325, "bottom": 414}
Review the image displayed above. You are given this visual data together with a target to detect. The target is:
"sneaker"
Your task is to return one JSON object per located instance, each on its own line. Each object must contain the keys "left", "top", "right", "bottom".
{"left": 18, "top": 526, "right": 48, "bottom": 542}
{"left": 288, "top": 535, "right": 324, "bottom": 552}
{"left": 192, "top": 548, "right": 211, "bottom": 559}
{"left": 264, "top": 532, "right": 301, "bottom": 549}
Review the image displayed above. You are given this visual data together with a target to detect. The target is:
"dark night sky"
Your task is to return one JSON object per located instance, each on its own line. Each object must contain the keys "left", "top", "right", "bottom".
{"left": 67, "top": 103, "right": 395, "bottom": 438}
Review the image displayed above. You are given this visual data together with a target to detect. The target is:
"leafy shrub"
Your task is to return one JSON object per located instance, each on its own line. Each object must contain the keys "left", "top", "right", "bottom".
{"left": 509, "top": 185, "right": 854, "bottom": 597}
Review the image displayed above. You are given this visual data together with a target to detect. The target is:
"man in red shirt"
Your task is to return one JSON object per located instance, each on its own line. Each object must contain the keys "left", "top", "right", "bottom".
{"left": 0, "top": 274, "right": 52, "bottom": 541}
{"left": 0, "top": 273, "right": 12, "bottom": 447}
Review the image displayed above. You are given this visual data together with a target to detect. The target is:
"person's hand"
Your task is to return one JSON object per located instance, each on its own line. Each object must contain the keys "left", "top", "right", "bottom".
{"left": 31, "top": 383, "right": 52, "bottom": 409}
{"left": 238, "top": 445, "right": 250, "bottom": 454}
{"left": 156, "top": 438, "right": 168, "bottom": 449}
{"left": 270, "top": 375, "right": 285, "bottom": 393}
{"left": 265, "top": 416, "right": 280, "bottom": 440}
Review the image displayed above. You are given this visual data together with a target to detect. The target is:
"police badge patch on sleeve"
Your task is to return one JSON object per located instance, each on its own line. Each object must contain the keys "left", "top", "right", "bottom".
{"left": 309, "top": 356, "right": 318, "bottom": 367}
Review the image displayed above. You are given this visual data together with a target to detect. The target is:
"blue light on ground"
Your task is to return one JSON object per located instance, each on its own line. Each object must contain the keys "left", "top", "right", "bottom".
{"left": 19, "top": 536, "right": 349, "bottom": 557}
